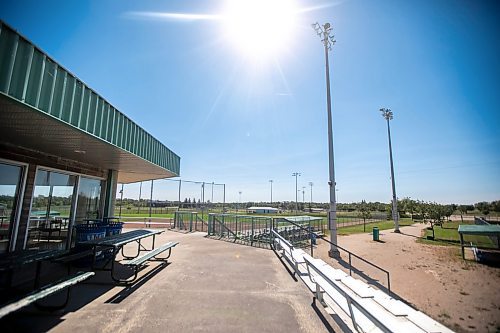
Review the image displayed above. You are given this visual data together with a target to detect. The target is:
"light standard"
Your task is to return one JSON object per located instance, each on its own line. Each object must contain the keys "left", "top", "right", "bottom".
{"left": 309, "top": 182, "right": 313, "bottom": 211}
{"left": 292, "top": 172, "right": 301, "bottom": 213}
{"left": 269, "top": 180, "right": 273, "bottom": 206}
{"left": 119, "top": 184, "right": 124, "bottom": 218}
{"left": 238, "top": 191, "right": 242, "bottom": 213}
{"left": 380, "top": 108, "right": 400, "bottom": 232}
{"left": 137, "top": 181, "right": 142, "bottom": 214}
{"left": 312, "top": 22, "right": 339, "bottom": 257}
{"left": 302, "top": 186, "right": 306, "bottom": 204}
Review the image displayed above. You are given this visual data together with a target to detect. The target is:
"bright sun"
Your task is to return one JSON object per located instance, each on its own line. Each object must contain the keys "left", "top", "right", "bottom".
{"left": 222, "top": 0, "right": 298, "bottom": 60}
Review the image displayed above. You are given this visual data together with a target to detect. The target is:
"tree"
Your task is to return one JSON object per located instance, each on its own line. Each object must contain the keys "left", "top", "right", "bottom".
{"left": 475, "top": 201, "right": 490, "bottom": 216}
{"left": 457, "top": 204, "right": 469, "bottom": 223}
{"left": 443, "top": 204, "right": 454, "bottom": 222}
{"left": 358, "top": 200, "right": 372, "bottom": 232}
{"left": 400, "top": 197, "right": 417, "bottom": 220}
{"left": 491, "top": 200, "right": 500, "bottom": 213}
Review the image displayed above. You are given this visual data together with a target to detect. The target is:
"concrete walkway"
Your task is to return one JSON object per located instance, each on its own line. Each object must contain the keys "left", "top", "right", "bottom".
{"left": 3, "top": 230, "right": 330, "bottom": 333}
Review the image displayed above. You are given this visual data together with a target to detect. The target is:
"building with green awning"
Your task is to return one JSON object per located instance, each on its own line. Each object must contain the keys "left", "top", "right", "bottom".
{"left": 0, "top": 21, "right": 180, "bottom": 253}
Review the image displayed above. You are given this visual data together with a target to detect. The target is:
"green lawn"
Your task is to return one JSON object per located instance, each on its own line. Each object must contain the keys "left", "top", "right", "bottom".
{"left": 336, "top": 218, "right": 414, "bottom": 235}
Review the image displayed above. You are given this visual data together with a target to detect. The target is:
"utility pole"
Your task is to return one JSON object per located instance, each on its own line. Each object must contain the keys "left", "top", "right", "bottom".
{"left": 149, "top": 180, "right": 153, "bottom": 218}
{"left": 313, "top": 22, "right": 339, "bottom": 257}
{"left": 292, "top": 172, "right": 301, "bottom": 213}
{"left": 380, "top": 108, "right": 400, "bottom": 232}
{"left": 269, "top": 180, "right": 273, "bottom": 205}
{"left": 137, "top": 181, "right": 142, "bottom": 214}
{"left": 309, "top": 182, "right": 313, "bottom": 211}
{"left": 119, "top": 183, "right": 124, "bottom": 218}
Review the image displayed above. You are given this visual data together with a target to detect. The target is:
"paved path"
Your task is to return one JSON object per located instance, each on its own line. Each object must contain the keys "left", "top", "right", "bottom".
{"left": 3, "top": 230, "right": 329, "bottom": 333}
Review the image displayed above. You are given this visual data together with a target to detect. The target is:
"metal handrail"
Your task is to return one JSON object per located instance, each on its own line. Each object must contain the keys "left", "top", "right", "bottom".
{"left": 273, "top": 218, "right": 391, "bottom": 293}
{"left": 304, "top": 256, "right": 392, "bottom": 333}
{"left": 271, "top": 229, "right": 294, "bottom": 250}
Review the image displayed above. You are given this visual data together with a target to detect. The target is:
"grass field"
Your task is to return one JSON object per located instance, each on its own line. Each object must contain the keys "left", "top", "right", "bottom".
{"left": 335, "top": 218, "right": 414, "bottom": 235}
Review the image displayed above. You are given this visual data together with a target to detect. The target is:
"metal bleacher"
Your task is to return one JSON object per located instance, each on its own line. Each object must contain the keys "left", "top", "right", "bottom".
{"left": 272, "top": 230, "right": 454, "bottom": 333}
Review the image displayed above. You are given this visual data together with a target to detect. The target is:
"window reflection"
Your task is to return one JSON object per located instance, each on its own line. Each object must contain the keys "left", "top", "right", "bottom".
{"left": 28, "top": 170, "right": 76, "bottom": 250}
{"left": 0, "top": 162, "right": 23, "bottom": 253}
{"left": 75, "top": 177, "right": 102, "bottom": 223}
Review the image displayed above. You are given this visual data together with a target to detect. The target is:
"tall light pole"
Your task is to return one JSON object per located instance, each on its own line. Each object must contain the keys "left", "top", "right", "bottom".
{"left": 313, "top": 22, "right": 339, "bottom": 257}
{"left": 292, "top": 172, "right": 301, "bottom": 213}
{"left": 238, "top": 191, "right": 242, "bottom": 213}
{"left": 119, "top": 184, "right": 124, "bottom": 218}
{"left": 302, "top": 186, "right": 306, "bottom": 203}
{"left": 269, "top": 180, "right": 273, "bottom": 205}
{"left": 309, "top": 182, "right": 313, "bottom": 211}
{"left": 380, "top": 108, "right": 400, "bottom": 232}
{"left": 137, "top": 181, "right": 142, "bottom": 214}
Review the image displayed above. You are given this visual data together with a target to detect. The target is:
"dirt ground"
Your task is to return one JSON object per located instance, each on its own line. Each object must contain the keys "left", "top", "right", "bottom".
{"left": 316, "top": 223, "right": 500, "bottom": 333}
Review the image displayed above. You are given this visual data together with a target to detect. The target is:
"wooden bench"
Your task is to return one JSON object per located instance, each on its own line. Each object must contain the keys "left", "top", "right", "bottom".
{"left": 118, "top": 241, "right": 179, "bottom": 284}
{"left": 0, "top": 271, "right": 94, "bottom": 319}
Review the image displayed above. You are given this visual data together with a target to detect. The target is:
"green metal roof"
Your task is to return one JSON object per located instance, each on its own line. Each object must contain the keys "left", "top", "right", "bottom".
{"left": 277, "top": 216, "right": 324, "bottom": 222}
{"left": 458, "top": 224, "right": 500, "bottom": 236}
{"left": 0, "top": 21, "right": 180, "bottom": 181}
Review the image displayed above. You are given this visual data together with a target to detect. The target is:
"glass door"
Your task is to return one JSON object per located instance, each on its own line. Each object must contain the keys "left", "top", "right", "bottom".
{"left": 28, "top": 169, "right": 76, "bottom": 250}
{"left": 0, "top": 161, "right": 24, "bottom": 253}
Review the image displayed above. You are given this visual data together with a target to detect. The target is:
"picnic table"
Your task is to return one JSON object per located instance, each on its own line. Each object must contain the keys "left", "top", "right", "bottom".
{"left": 77, "top": 229, "right": 171, "bottom": 283}
{"left": 0, "top": 249, "right": 93, "bottom": 318}
{"left": 0, "top": 249, "right": 69, "bottom": 287}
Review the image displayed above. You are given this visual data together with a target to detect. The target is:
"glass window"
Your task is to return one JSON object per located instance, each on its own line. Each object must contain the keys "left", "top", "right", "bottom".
{"left": 28, "top": 169, "right": 76, "bottom": 250}
{"left": 75, "top": 177, "right": 102, "bottom": 224}
{"left": 0, "top": 162, "right": 24, "bottom": 253}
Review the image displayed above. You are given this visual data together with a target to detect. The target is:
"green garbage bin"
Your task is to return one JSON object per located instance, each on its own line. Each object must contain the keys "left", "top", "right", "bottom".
{"left": 373, "top": 227, "right": 379, "bottom": 241}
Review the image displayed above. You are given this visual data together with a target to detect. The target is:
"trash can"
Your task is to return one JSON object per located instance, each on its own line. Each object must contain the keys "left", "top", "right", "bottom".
{"left": 372, "top": 227, "right": 379, "bottom": 241}
{"left": 74, "top": 224, "right": 107, "bottom": 242}
{"left": 105, "top": 222, "right": 124, "bottom": 236}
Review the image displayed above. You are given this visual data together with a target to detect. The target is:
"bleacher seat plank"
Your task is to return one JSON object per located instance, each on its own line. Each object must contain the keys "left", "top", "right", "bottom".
{"left": 372, "top": 290, "right": 412, "bottom": 317}
{"left": 340, "top": 276, "right": 376, "bottom": 298}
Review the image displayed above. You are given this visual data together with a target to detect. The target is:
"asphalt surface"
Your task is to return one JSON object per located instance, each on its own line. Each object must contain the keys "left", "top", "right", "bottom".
{"left": 2, "top": 230, "right": 332, "bottom": 333}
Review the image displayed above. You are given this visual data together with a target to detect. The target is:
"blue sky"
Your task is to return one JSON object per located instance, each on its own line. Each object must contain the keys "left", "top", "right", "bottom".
{"left": 1, "top": 0, "right": 499, "bottom": 204}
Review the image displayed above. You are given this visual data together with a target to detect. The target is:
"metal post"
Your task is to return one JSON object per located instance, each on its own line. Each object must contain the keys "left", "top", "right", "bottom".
{"left": 309, "top": 182, "right": 313, "bottom": 212}
{"left": 202, "top": 182, "right": 205, "bottom": 221}
{"left": 177, "top": 179, "right": 182, "bottom": 211}
{"left": 292, "top": 172, "right": 300, "bottom": 213}
{"left": 313, "top": 22, "right": 339, "bottom": 257}
{"left": 381, "top": 108, "right": 400, "bottom": 232}
{"left": 222, "top": 184, "right": 226, "bottom": 213}
{"left": 119, "top": 183, "right": 124, "bottom": 218}
{"left": 138, "top": 181, "right": 142, "bottom": 214}
{"left": 269, "top": 179, "right": 273, "bottom": 205}
{"left": 149, "top": 180, "right": 153, "bottom": 218}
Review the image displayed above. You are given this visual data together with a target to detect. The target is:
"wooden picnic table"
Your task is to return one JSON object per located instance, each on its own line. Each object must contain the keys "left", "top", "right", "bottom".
{"left": 77, "top": 229, "right": 164, "bottom": 282}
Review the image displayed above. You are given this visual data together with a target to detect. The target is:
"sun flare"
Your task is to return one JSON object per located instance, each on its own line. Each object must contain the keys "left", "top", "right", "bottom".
{"left": 221, "top": 0, "right": 298, "bottom": 60}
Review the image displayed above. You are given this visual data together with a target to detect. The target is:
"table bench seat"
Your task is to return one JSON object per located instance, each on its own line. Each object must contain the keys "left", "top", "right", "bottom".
{"left": 0, "top": 271, "right": 94, "bottom": 319}
{"left": 123, "top": 241, "right": 178, "bottom": 267}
